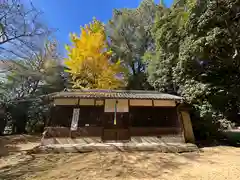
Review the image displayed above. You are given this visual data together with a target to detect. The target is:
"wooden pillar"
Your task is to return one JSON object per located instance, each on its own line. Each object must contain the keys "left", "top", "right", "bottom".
{"left": 180, "top": 110, "right": 195, "bottom": 143}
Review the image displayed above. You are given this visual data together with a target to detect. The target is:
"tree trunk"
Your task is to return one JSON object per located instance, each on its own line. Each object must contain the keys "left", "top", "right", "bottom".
{"left": 0, "top": 118, "right": 6, "bottom": 135}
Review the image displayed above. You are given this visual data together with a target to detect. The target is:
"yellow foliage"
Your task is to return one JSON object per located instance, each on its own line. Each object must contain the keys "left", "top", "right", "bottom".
{"left": 64, "top": 18, "right": 127, "bottom": 89}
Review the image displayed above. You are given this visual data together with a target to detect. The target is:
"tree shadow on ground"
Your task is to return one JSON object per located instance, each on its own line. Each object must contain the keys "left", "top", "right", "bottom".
{"left": 0, "top": 134, "right": 41, "bottom": 156}
{"left": 0, "top": 154, "right": 58, "bottom": 180}
{"left": 0, "top": 150, "right": 222, "bottom": 180}
{"left": 87, "top": 151, "right": 213, "bottom": 179}
{"left": 0, "top": 157, "right": 35, "bottom": 180}
{"left": 0, "top": 140, "right": 21, "bottom": 157}
{"left": 0, "top": 134, "right": 41, "bottom": 144}
{"left": 196, "top": 140, "right": 240, "bottom": 148}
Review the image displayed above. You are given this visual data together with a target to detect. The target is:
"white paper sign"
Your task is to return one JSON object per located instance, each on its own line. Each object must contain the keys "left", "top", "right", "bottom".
{"left": 71, "top": 108, "right": 80, "bottom": 131}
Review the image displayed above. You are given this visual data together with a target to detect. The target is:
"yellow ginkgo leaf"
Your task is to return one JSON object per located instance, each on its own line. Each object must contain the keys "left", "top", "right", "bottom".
{"left": 64, "top": 18, "right": 127, "bottom": 90}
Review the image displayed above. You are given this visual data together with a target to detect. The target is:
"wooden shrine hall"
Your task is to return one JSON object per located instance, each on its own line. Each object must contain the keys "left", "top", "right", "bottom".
{"left": 44, "top": 89, "right": 195, "bottom": 144}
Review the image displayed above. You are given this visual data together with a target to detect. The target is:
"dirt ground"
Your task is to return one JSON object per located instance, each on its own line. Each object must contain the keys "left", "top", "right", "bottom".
{"left": 0, "top": 135, "right": 240, "bottom": 180}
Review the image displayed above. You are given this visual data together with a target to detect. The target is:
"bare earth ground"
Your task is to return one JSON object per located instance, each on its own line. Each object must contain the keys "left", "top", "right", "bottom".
{"left": 0, "top": 135, "right": 240, "bottom": 180}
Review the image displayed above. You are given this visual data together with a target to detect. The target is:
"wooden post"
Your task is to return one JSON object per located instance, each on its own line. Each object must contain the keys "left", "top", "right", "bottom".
{"left": 180, "top": 111, "right": 195, "bottom": 143}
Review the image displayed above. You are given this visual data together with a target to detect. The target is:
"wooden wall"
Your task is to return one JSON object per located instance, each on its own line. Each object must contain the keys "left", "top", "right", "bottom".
{"left": 129, "top": 106, "right": 180, "bottom": 128}
{"left": 50, "top": 105, "right": 180, "bottom": 128}
{"left": 44, "top": 127, "right": 181, "bottom": 138}
{"left": 130, "top": 127, "right": 181, "bottom": 136}
{"left": 49, "top": 98, "right": 187, "bottom": 141}
{"left": 44, "top": 127, "right": 103, "bottom": 138}
{"left": 50, "top": 106, "right": 73, "bottom": 127}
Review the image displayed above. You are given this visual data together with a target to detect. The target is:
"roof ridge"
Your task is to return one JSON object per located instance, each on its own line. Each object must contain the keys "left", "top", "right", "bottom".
{"left": 55, "top": 89, "right": 183, "bottom": 100}
{"left": 65, "top": 89, "right": 176, "bottom": 95}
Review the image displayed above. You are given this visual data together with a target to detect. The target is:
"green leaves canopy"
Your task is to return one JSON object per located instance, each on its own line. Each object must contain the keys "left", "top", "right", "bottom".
{"left": 147, "top": 0, "right": 240, "bottom": 131}
{"left": 107, "top": 0, "right": 161, "bottom": 89}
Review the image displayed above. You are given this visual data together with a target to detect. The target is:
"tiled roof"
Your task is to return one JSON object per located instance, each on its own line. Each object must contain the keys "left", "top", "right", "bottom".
{"left": 53, "top": 89, "right": 183, "bottom": 101}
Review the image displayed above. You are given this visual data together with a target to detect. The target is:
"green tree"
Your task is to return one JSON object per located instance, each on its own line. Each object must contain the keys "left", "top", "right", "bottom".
{"left": 107, "top": 0, "right": 162, "bottom": 89}
{"left": 175, "top": 0, "right": 240, "bottom": 126}
{"left": 146, "top": 0, "right": 194, "bottom": 94}
{"left": 147, "top": 0, "right": 240, "bottom": 140}
{"left": 0, "top": 41, "right": 66, "bottom": 134}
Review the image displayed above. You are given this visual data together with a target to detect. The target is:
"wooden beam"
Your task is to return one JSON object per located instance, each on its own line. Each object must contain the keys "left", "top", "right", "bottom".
{"left": 95, "top": 99, "right": 104, "bottom": 106}
{"left": 54, "top": 98, "right": 78, "bottom": 105}
{"left": 129, "top": 99, "right": 152, "bottom": 106}
{"left": 79, "top": 99, "right": 95, "bottom": 106}
{"left": 153, "top": 100, "right": 176, "bottom": 107}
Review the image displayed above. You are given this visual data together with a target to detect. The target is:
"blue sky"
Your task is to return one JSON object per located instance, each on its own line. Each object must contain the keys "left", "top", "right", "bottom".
{"left": 33, "top": 0, "right": 173, "bottom": 54}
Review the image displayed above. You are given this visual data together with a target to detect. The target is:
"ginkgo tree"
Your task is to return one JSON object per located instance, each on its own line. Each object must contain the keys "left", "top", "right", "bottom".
{"left": 64, "top": 18, "right": 127, "bottom": 89}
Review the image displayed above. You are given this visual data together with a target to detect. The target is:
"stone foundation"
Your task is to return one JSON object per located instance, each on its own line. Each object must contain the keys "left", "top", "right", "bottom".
{"left": 33, "top": 142, "right": 198, "bottom": 154}
{"left": 37, "top": 128, "right": 197, "bottom": 153}
{"left": 41, "top": 136, "right": 184, "bottom": 146}
{"left": 41, "top": 127, "right": 185, "bottom": 146}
